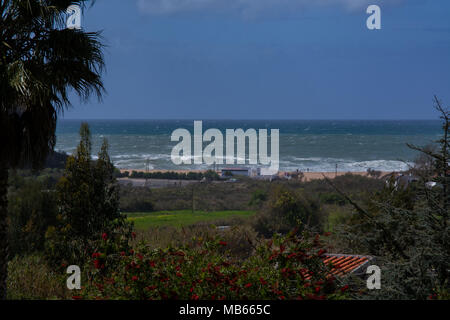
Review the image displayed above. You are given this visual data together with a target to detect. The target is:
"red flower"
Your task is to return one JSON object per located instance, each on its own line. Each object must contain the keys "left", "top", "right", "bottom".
{"left": 219, "top": 241, "right": 227, "bottom": 246}
{"left": 341, "top": 285, "right": 349, "bottom": 292}
{"left": 94, "top": 260, "right": 102, "bottom": 269}
{"left": 191, "top": 294, "right": 199, "bottom": 300}
{"left": 131, "top": 232, "right": 136, "bottom": 239}
{"left": 269, "top": 253, "right": 278, "bottom": 261}
{"left": 259, "top": 277, "right": 268, "bottom": 285}
{"left": 92, "top": 252, "right": 101, "bottom": 258}
{"left": 317, "top": 249, "right": 326, "bottom": 256}
{"left": 102, "top": 233, "right": 108, "bottom": 241}
{"left": 120, "top": 251, "right": 125, "bottom": 256}
{"left": 72, "top": 296, "right": 82, "bottom": 300}
{"left": 176, "top": 272, "right": 183, "bottom": 277}
{"left": 315, "top": 287, "right": 321, "bottom": 293}
{"left": 132, "top": 276, "right": 138, "bottom": 282}
{"left": 149, "top": 261, "right": 155, "bottom": 267}
{"left": 244, "top": 283, "right": 252, "bottom": 288}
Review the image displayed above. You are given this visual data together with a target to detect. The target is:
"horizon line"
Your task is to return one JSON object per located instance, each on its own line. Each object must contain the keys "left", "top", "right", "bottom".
{"left": 58, "top": 118, "right": 441, "bottom": 121}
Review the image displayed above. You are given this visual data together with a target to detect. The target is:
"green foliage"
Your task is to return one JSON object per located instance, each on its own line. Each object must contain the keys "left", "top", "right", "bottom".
{"left": 0, "top": 0, "right": 105, "bottom": 299}
{"left": 132, "top": 224, "right": 259, "bottom": 261}
{"left": 319, "top": 192, "right": 347, "bottom": 206}
{"left": 120, "top": 170, "right": 220, "bottom": 181}
{"left": 7, "top": 179, "right": 58, "bottom": 256}
{"left": 0, "top": 0, "right": 105, "bottom": 170}
{"left": 337, "top": 97, "right": 449, "bottom": 300}
{"left": 45, "top": 124, "right": 132, "bottom": 266}
{"left": 118, "top": 172, "right": 381, "bottom": 213}
{"left": 253, "top": 188, "right": 326, "bottom": 237}
{"left": 204, "top": 169, "right": 220, "bottom": 181}
{"left": 78, "top": 231, "right": 349, "bottom": 300}
{"left": 249, "top": 190, "right": 268, "bottom": 207}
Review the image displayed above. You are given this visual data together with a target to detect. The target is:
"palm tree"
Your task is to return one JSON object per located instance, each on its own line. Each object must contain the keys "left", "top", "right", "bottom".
{"left": 0, "top": 0, "right": 104, "bottom": 299}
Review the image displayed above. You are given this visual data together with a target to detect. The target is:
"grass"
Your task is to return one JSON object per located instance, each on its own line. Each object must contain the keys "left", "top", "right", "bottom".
{"left": 7, "top": 255, "right": 71, "bottom": 300}
{"left": 126, "top": 210, "right": 256, "bottom": 229}
{"left": 324, "top": 204, "right": 354, "bottom": 232}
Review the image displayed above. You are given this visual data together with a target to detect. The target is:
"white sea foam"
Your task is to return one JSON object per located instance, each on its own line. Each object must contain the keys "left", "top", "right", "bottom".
{"left": 105, "top": 153, "right": 412, "bottom": 172}
{"left": 281, "top": 158, "right": 411, "bottom": 172}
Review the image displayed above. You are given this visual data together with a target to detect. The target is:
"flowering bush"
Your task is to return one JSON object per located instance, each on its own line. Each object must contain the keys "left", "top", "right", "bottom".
{"left": 79, "top": 231, "right": 350, "bottom": 300}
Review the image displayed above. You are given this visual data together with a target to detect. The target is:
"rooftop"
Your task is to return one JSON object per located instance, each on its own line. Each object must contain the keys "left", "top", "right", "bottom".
{"left": 302, "top": 254, "right": 373, "bottom": 280}
{"left": 323, "top": 254, "right": 372, "bottom": 276}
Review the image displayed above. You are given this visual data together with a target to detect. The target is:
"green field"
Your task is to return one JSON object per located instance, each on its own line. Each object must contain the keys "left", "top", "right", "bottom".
{"left": 126, "top": 210, "right": 255, "bottom": 229}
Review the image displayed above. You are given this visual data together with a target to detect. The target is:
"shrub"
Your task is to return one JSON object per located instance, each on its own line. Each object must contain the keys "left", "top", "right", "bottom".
{"left": 249, "top": 190, "right": 268, "bottom": 207}
{"left": 7, "top": 179, "right": 58, "bottom": 256}
{"left": 319, "top": 193, "right": 346, "bottom": 206}
{"left": 79, "top": 231, "right": 349, "bottom": 300}
{"left": 253, "top": 188, "right": 326, "bottom": 237}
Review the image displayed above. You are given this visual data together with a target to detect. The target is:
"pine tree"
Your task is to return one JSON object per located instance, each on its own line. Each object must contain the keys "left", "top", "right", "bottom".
{"left": 334, "top": 97, "right": 449, "bottom": 299}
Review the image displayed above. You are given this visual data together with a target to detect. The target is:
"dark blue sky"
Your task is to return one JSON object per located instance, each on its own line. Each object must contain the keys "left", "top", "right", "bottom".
{"left": 65, "top": 0, "right": 450, "bottom": 120}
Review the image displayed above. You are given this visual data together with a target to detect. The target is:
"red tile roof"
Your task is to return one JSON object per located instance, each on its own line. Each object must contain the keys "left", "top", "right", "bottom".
{"left": 323, "top": 254, "right": 371, "bottom": 276}
{"left": 301, "top": 254, "right": 373, "bottom": 280}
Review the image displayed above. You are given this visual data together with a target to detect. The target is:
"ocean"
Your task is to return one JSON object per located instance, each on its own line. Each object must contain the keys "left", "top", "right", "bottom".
{"left": 55, "top": 120, "right": 442, "bottom": 173}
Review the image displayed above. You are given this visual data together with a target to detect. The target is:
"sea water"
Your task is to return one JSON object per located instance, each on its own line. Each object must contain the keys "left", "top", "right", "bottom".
{"left": 55, "top": 119, "right": 442, "bottom": 172}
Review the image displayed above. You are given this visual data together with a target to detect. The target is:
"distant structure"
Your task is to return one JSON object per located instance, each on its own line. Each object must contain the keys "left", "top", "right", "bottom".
{"left": 385, "top": 173, "right": 419, "bottom": 190}
{"left": 221, "top": 167, "right": 250, "bottom": 177}
{"left": 249, "top": 167, "right": 261, "bottom": 177}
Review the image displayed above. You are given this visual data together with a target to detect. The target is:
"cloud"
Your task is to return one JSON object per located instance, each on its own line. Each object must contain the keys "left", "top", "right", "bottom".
{"left": 137, "top": 0, "right": 400, "bottom": 16}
